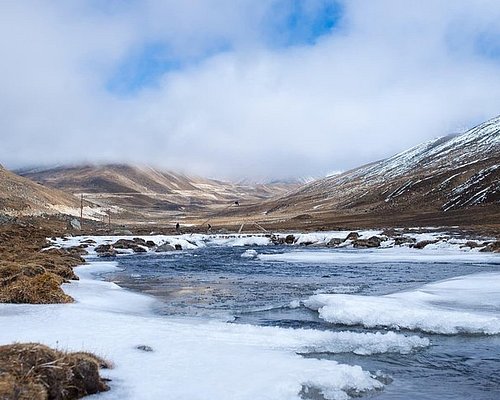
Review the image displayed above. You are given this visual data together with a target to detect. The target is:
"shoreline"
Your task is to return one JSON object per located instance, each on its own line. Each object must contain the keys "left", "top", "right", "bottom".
{"left": 0, "top": 257, "right": 435, "bottom": 400}
{"left": 2, "top": 229, "right": 500, "bottom": 399}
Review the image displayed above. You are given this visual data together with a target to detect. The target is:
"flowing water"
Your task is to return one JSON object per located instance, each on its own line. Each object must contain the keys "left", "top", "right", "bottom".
{"left": 102, "top": 245, "right": 500, "bottom": 399}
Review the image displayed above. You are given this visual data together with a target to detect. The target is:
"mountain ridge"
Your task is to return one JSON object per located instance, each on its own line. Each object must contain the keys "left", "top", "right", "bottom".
{"left": 218, "top": 115, "right": 500, "bottom": 229}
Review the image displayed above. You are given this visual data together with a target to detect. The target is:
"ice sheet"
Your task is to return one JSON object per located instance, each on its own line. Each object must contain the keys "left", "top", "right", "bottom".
{"left": 49, "top": 229, "right": 496, "bottom": 256}
{"left": 258, "top": 247, "right": 500, "bottom": 264}
{"left": 305, "top": 272, "right": 500, "bottom": 335}
{"left": 0, "top": 261, "right": 430, "bottom": 400}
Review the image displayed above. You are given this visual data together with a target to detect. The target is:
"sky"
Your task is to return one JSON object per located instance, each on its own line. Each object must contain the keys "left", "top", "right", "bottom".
{"left": 1, "top": 0, "right": 499, "bottom": 180}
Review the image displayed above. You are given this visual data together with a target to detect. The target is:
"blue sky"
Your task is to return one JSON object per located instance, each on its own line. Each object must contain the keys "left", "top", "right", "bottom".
{"left": 107, "top": 0, "right": 344, "bottom": 95}
{"left": 0, "top": 0, "right": 499, "bottom": 179}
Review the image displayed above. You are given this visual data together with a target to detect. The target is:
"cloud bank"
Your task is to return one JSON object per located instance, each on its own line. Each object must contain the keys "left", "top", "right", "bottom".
{"left": 1, "top": 0, "right": 499, "bottom": 180}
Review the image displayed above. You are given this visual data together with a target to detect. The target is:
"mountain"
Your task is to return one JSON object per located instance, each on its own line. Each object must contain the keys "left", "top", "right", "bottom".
{"left": 0, "top": 165, "right": 90, "bottom": 218}
{"left": 18, "top": 164, "right": 299, "bottom": 223}
{"left": 227, "top": 115, "right": 500, "bottom": 229}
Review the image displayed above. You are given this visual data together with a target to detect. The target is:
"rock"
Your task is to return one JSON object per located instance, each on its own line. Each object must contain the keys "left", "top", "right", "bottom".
{"left": 462, "top": 241, "right": 479, "bottom": 249}
{"left": 353, "top": 236, "right": 382, "bottom": 248}
{"left": 175, "top": 244, "right": 183, "bottom": 250}
{"left": 345, "top": 232, "right": 360, "bottom": 241}
{"left": 67, "top": 245, "right": 89, "bottom": 256}
{"left": 112, "top": 239, "right": 135, "bottom": 249}
{"left": 145, "top": 240, "right": 156, "bottom": 248}
{"left": 412, "top": 240, "right": 438, "bottom": 249}
{"left": 95, "top": 244, "right": 117, "bottom": 257}
{"left": 479, "top": 241, "right": 500, "bottom": 253}
{"left": 67, "top": 218, "right": 81, "bottom": 230}
{"left": 112, "top": 239, "right": 148, "bottom": 253}
{"left": 133, "top": 237, "right": 147, "bottom": 245}
{"left": 155, "top": 243, "right": 176, "bottom": 252}
{"left": 95, "top": 244, "right": 112, "bottom": 253}
{"left": 394, "top": 236, "right": 416, "bottom": 246}
{"left": 381, "top": 228, "right": 398, "bottom": 237}
{"left": 285, "top": 235, "right": 295, "bottom": 244}
{"left": 326, "top": 238, "right": 343, "bottom": 247}
{"left": 270, "top": 235, "right": 285, "bottom": 245}
{"left": 136, "top": 345, "right": 153, "bottom": 352}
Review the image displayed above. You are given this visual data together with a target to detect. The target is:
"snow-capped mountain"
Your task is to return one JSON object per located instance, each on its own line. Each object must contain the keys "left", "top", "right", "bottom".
{"left": 260, "top": 115, "right": 500, "bottom": 226}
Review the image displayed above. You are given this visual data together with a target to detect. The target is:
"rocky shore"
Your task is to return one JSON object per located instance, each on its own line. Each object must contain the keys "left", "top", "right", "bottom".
{"left": 0, "top": 217, "right": 111, "bottom": 400}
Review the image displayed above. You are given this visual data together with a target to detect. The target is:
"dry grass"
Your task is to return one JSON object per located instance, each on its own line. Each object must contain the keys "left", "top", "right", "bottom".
{"left": 0, "top": 343, "right": 110, "bottom": 400}
{"left": 0, "top": 272, "right": 73, "bottom": 304}
{"left": 0, "top": 222, "right": 84, "bottom": 305}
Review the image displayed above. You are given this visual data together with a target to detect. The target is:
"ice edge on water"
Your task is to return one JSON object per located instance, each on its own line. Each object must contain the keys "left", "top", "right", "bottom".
{"left": 304, "top": 272, "right": 500, "bottom": 335}
{"left": 0, "top": 260, "right": 432, "bottom": 400}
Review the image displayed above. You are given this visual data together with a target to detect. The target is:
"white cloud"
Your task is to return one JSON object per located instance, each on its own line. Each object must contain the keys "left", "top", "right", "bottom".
{"left": 0, "top": 0, "right": 499, "bottom": 180}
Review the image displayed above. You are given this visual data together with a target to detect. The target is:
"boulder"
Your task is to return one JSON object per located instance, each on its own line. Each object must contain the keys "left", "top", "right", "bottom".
{"left": 112, "top": 239, "right": 148, "bottom": 253}
{"left": 462, "top": 241, "right": 479, "bottom": 249}
{"left": 67, "top": 218, "right": 81, "bottom": 231}
{"left": 345, "top": 232, "right": 360, "bottom": 241}
{"left": 113, "top": 239, "right": 136, "bottom": 249}
{"left": 394, "top": 236, "right": 416, "bottom": 246}
{"left": 285, "top": 235, "right": 295, "bottom": 244}
{"left": 412, "top": 240, "right": 438, "bottom": 249}
{"left": 155, "top": 243, "right": 176, "bottom": 252}
{"left": 133, "top": 237, "right": 147, "bottom": 245}
{"left": 95, "top": 244, "right": 117, "bottom": 258}
{"left": 175, "top": 244, "right": 183, "bottom": 250}
{"left": 480, "top": 241, "right": 500, "bottom": 253}
{"left": 326, "top": 238, "right": 343, "bottom": 247}
{"left": 270, "top": 235, "right": 285, "bottom": 245}
{"left": 353, "top": 236, "right": 382, "bottom": 248}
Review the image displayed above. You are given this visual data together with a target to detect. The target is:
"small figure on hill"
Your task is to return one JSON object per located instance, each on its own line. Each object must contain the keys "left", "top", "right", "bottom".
{"left": 175, "top": 222, "right": 180, "bottom": 234}
{"left": 207, "top": 223, "right": 212, "bottom": 233}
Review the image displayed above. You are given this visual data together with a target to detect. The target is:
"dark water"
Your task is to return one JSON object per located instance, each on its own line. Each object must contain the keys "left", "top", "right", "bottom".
{"left": 102, "top": 246, "right": 500, "bottom": 399}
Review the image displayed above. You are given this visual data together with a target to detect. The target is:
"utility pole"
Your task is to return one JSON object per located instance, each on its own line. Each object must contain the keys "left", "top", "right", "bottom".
{"left": 80, "top": 194, "right": 84, "bottom": 230}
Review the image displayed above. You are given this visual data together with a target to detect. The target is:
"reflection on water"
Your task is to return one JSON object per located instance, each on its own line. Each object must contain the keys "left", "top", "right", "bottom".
{"left": 103, "top": 246, "right": 500, "bottom": 399}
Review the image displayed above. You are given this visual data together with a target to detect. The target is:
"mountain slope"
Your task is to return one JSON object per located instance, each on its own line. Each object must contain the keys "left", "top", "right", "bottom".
{"left": 0, "top": 165, "right": 87, "bottom": 217}
{"left": 18, "top": 164, "right": 299, "bottom": 222}
{"left": 225, "top": 115, "right": 500, "bottom": 229}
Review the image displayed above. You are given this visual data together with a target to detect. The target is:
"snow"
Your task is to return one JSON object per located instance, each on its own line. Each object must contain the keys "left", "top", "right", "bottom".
{"left": 304, "top": 272, "right": 500, "bottom": 335}
{"left": 241, "top": 249, "right": 258, "bottom": 258}
{"left": 0, "top": 261, "right": 431, "bottom": 400}
{"left": 48, "top": 229, "right": 496, "bottom": 260}
{"left": 258, "top": 247, "right": 500, "bottom": 264}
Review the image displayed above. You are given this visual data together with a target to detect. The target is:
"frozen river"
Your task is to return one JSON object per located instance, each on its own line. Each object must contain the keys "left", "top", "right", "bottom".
{"left": 105, "top": 245, "right": 500, "bottom": 399}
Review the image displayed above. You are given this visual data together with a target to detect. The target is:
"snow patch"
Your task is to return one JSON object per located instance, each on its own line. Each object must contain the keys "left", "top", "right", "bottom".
{"left": 0, "top": 261, "right": 431, "bottom": 399}
{"left": 305, "top": 272, "right": 500, "bottom": 335}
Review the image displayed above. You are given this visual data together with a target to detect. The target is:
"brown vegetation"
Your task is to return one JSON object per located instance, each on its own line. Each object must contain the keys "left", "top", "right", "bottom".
{"left": 0, "top": 343, "right": 110, "bottom": 400}
{"left": 0, "top": 220, "right": 84, "bottom": 304}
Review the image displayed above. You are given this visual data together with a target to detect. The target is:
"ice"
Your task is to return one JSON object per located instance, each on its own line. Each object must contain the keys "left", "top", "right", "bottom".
{"left": 241, "top": 249, "right": 258, "bottom": 258}
{"left": 0, "top": 261, "right": 430, "bottom": 399}
{"left": 305, "top": 272, "right": 500, "bottom": 335}
{"left": 50, "top": 230, "right": 495, "bottom": 256}
{"left": 258, "top": 247, "right": 500, "bottom": 264}
{"left": 213, "top": 235, "right": 271, "bottom": 247}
